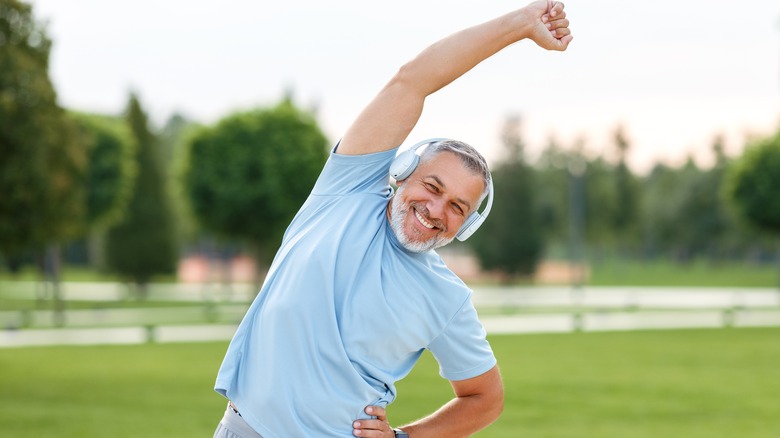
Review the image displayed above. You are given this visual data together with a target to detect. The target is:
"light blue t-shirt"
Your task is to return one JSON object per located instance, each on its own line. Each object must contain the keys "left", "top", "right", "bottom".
{"left": 214, "top": 146, "right": 496, "bottom": 437}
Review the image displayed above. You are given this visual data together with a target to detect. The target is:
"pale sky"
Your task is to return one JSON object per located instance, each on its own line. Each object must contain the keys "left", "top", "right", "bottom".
{"left": 28, "top": 0, "right": 780, "bottom": 173}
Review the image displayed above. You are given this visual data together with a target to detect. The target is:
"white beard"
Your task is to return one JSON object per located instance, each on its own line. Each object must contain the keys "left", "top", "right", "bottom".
{"left": 389, "top": 185, "right": 454, "bottom": 253}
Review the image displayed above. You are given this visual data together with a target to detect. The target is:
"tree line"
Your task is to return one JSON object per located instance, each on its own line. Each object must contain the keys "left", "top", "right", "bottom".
{"left": 0, "top": 1, "right": 329, "bottom": 296}
{"left": 469, "top": 117, "right": 780, "bottom": 283}
{"left": 2, "top": 0, "right": 779, "bottom": 295}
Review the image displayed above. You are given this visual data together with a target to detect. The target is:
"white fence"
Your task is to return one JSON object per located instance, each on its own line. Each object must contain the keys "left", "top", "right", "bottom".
{"left": 470, "top": 286, "right": 780, "bottom": 309}
{"left": 1, "top": 283, "right": 779, "bottom": 348}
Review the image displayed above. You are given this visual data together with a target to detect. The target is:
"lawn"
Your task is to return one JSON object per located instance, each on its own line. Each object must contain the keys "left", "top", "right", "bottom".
{"left": 587, "top": 257, "right": 777, "bottom": 288}
{"left": 0, "top": 265, "right": 176, "bottom": 283}
{"left": 2, "top": 257, "right": 777, "bottom": 287}
{"left": 1, "top": 328, "right": 778, "bottom": 437}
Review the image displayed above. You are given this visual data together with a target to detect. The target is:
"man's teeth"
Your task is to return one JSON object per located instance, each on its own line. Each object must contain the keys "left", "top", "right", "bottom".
{"left": 415, "top": 209, "right": 435, "bottom": 229}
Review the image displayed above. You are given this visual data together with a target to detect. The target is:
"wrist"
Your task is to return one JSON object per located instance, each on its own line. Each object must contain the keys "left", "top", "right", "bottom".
{"left": 501, "top": 7, "right": 536, "bottom": 42}
{"left": 393, "top": 428, "right": 409, "bottom": 438}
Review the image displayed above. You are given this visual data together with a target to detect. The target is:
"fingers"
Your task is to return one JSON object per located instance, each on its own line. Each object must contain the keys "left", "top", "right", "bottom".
{"left": 539, "top": 1, "right": 571, "bottom": 48}
{"left": 546, "top": 17, "right": 570, "bottom": 32}
{"left": 365, "top": 405, "right": 387, "bottom": 420}
{"left": 555, "top": 34, "right": 574, "bottom": 51}
{"left": 550, "top": 1, "right": 565, "bottom": 18}
{"left": 542, "top": 7, "right": 566, "bottom": 25}
{"left": 352, "top": 419, "right": 391, "bottom": 437}
{"left": 550, "top": 14, "right": 572, "bottom": 43}
{"left": 546, "top": 29, "right": 573, "bottom": 51}
{"left": 353, "top": 406, "right": 392, "bottom": 437}
{"left": 541, "top": 1, "right": 565, "bottom": 22}
{"left": 545, "top": 18, "right": 569, "bottom": 39}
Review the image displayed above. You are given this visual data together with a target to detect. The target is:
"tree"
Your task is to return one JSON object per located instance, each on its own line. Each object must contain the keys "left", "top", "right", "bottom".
{"left": 182, "top": 98, "right": 329, "bottom": 269}
{"left": 640, "top": 162, "right": 685, "bottom": 258}
{"left": 534, "top": 136, "right": 569, "bottom": 245}
{"left": 1, "top": 0, "right": 86, "bottom": 324}
{"left": 726, "top": 130, "right": 780, "bottom": 287}
{"left": 70, "top": 112, "right": 136, "bottom": 230}
{"left": 0, "top": 0, "right": 88, "bottom": 325}
{"left": 611, "top": 126, "right": 640, "bottom": 247}
{"left": 159, "top": 113, "right": 189, "bottom": 174}
{"left": 581, "top": 155, "right": 618, "bottom": 247}
{"left": 469, "top": 115, "right": 544, "bottom": 280}
{"left": 0, "top": 0, "right": 86, "bottom": 257}
{"left": 726, "top": 131, "right": 780, "bottom": 234}
{"left": 667, "top": 137, "right": 733, "bottom": 260}
{"left": 105, "top": 93, "right": 176, "bottom": 292}
{"left": 160, "top": 113, "right": 201, "bottom": 247}
{"left": 69, "top": 112, "right": 136, "bottom": 268}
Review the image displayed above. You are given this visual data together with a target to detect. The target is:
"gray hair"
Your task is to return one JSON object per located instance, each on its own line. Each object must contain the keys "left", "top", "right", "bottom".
{"left": 418, "top": 139, "right": 491, "bottom": 204}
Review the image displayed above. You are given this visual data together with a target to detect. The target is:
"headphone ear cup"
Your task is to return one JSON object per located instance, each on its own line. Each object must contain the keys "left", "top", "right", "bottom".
{"left": 457, "top": 178, "right": 493, "bottom": 241}
{"left": 390, "top": 138, "right": 450, "bottom": 181}
{"left": 390, "top": 150, "right": 419, "bottom": 181}
{"left": 456, "top": 211, "right": 482, "bottom": 241}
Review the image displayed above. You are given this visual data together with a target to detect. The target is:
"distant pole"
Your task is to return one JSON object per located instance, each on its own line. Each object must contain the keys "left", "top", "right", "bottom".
{"left": 775, "top": 236, "right": 780, "bottom": 294}
{"left": 568, "top": 154, "right": 586, "bottom": 290}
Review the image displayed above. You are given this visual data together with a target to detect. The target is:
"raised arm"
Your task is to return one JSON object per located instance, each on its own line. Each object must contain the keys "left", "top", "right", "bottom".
{"left": 337, "top": 0, "right": 572, "bottom": 156}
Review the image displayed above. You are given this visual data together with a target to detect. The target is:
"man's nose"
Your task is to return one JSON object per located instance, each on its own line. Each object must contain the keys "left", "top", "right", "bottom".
{"left": 426, "top": 198, "right": 446, "bottom": 220}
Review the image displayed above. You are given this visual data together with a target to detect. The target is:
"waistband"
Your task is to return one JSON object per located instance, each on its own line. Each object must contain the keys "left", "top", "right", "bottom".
{"left": 220, "top": 403, "right": 264, "bottom": 438}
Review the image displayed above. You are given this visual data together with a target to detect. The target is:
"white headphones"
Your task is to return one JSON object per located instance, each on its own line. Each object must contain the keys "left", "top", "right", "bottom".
{"left": 390, "top": 138, "right": 493, "bottom": 241}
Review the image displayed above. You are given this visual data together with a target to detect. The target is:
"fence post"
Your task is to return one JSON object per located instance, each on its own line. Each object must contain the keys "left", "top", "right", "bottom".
{"left": 145, "top": 325, "right": 156, "bottom": 343}
{"left": 722, "top": 308, "right": 735, "bottom": 328}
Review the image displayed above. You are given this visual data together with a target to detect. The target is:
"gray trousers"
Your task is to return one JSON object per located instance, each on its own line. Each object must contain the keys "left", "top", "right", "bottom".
{"left": 213, "top": 403, "right": 264, "bottom": 438}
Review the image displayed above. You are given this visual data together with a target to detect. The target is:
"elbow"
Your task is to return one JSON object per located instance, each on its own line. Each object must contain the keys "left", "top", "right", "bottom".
{"left": 475, "top": 381, "right": 504, "bottom": 426}
{"left": 392, "top": 61, "right": 415, "bottom": 86}
{"left": 386, "top": 62, "right": 427, "bottom": 98}
{"left": 475, "top": 365, "right": 505, "bottom": 425}
{"left": 490, "top": 385, "right": 505, "bottom": 423}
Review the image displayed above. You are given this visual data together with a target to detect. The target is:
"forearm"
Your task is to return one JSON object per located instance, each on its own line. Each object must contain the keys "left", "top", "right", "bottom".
{"left": 400, "top": 392, "right": 504, "bottom": 437}
{"left": 398, "top": 9, "right": 534, "bottom": 98}
{"left": 338, "top": 1, "right": 570, "bottom": 156}
{"left": 353, "top": 367, "right": 504, "bottom": 436}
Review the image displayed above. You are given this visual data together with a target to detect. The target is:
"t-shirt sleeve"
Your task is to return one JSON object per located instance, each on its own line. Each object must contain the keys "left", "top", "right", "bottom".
{"left": 311, "top": 144, "right": 399, "bottom": 197}
{"left": 426, "top": 295, "right": 497, "bottom": 381}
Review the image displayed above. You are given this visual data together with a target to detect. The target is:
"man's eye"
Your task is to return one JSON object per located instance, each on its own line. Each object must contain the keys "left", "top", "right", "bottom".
{"left": 425, "top": 183, "right": 439, "bottom": 193}
{"left": 453, "top": 204, "right": 464, "bottom": 215}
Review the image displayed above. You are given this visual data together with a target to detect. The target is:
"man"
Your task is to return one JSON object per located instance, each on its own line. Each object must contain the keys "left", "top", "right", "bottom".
{"left": 214, "top": 1, "right": 572, "bottom": 437}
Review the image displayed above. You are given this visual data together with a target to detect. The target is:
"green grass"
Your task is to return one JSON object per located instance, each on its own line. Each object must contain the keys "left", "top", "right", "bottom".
{"left": 397, "top": 329, "right": 780, "bottom": 437}
{"left": 3, "top": 257, "right": 778, "bottom": 287}
{"left": 1, "top": 328, "right": 779, "bottom": 437}
{"left": 588, "top": 257, "right": 778, "bottom": 287}
{"left": 0, "top": 265, "right": 176, "bottom": 283}
{"left": 0, "top": 298, "right": 206, "bottom": 312}
{"left": 0, "top": 342, "right": 226, "bottom": 437}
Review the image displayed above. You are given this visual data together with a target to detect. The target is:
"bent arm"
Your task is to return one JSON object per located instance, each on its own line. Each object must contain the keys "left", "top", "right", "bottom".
{"left": 399, "top": 365, "right": 504, "bottom": 437}
{"left": 337, "top": 1, "right": 572, "bottom": 156}
{"left": 352, "top": 366, "right": 504, "bottom": 437}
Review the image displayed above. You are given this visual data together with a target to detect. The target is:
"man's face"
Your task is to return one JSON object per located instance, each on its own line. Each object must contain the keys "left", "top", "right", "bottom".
{"left": 388, "top": 152, "right": 485, "bottom": 252}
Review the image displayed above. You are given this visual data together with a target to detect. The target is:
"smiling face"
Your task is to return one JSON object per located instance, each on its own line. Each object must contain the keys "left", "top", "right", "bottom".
{"left": 388, "top": 151, "right": 486, "bottom": 252}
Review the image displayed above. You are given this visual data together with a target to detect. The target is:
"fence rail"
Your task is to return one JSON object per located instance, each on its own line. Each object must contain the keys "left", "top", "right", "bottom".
{"left": 1, "top": 282, "right": 779, "bottom": 348}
